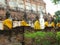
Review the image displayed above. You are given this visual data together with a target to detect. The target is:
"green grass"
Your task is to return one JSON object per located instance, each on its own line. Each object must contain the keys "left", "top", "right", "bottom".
{"left": 24, "top": 31, "right": 60, "bottom": 45}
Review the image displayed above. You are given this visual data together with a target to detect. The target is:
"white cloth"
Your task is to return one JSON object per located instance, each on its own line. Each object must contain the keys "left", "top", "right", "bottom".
{"left": 39, "top": 15, "right": 45, "bottom": 29}
{"left": 0, "top": 21, "right": 3, "bottom": 30}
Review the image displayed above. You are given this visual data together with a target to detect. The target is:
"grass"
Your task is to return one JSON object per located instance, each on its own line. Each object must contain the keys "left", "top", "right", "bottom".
{"left": 24, "top": 31, "right": 60, "bottom": 45}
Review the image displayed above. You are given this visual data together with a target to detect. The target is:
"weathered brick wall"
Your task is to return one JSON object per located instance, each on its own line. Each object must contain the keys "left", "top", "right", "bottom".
{"left": 0, "top": 10, "right": 6, "bottom": 20}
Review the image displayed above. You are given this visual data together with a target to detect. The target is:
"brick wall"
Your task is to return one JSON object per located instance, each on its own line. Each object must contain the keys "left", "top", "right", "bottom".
{"left": 0, "top": 0, "right": 46, "bottom": 21}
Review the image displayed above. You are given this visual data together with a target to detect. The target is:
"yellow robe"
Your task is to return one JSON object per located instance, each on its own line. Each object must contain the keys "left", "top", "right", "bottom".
{"left": 56, "top": 23, "right": 60, "bottom": 27}
{"left": 3, "top": 19, "right": 13, "bottom": 30}
{"left": 20, "top": 20, "right": 29, "bottom": 26}
{"left": 44, "top": 21, "right": 49, "bottom": 27}
{"left": 34, "top": 20, "right": 41, "bottom": 30}
{"left": 50, "top": 22, "right": 55, "bottom": 28}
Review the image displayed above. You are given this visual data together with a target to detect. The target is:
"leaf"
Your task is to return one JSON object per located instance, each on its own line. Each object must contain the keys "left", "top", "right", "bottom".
{"left": 36, "top": 31, "right": 46, "bottom": 39}
{"left": 51, "top": 0, "right": 60, "bottom": 4}
{"left": 56, "top": 32, "right": 60, "bottom": 40}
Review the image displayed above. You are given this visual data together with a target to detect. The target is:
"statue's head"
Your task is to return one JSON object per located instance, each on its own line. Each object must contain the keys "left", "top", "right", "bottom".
{"left": 6, "top": 10, "right": 10, "bottom": 19}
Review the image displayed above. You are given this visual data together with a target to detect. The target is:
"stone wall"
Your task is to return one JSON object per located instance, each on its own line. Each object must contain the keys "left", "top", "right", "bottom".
{"left": 0, "top": 26, "right": 34, "bottom": 45}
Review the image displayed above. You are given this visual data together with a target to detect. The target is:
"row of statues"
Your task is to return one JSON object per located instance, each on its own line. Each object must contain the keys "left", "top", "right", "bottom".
{"left": 2, "top": 11, "right": 60, "bottom": 30}
{"left": 2, "top": 16, "right": 60, "bottom": 30}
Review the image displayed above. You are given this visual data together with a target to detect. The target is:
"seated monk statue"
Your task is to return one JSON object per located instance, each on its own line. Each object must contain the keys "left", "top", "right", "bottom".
{"left": 3, "top": 11, "right": 13, "bottom": 30}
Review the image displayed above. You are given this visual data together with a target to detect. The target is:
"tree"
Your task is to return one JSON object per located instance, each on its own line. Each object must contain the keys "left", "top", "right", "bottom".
{"left": 55, "top": 10, "right": 60, "bottom": 23}
{"left": 55, "top": 10, "right": 60, "bottom": 16}
{"left": 52, "top": 0, "right": 60, "bottom": 4}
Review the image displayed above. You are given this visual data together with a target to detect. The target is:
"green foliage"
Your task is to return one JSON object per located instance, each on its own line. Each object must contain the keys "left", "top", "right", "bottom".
{"left": 25, "top": 32, "right": 35, "bottom": 38}
{"left": 24, "top": 31, "right": 36, "bottom": 38}
{"left": 56, "top": 32, "right": 60, "bottom": 41}
{"left": 35, "top": 39, "right": 41, "bottom": 43}
{"left": 36, "top": 31, "right": 46, "bottom": 39}
{"left": 51, "top": 0, "right": 60, "bottom": 4}
{"left": 54, "top": 10, "right": 60, "bottom": 22}
{"left": 25, "top": 31, "right": 46, "bottom": 39}
{"left": 25, "top": 31, "right": 55, "bottom": 39}
{"left": 46, "top": 32, "right": 55, "bottom": 38}
{"left": 55, "top": 10, "right": 60, "bottom": 16}
{"left": 42, "top": 40, "right": 51, "bottom": 45}
{"left": 25, "top": 31, "right": 60, "bottom": 45}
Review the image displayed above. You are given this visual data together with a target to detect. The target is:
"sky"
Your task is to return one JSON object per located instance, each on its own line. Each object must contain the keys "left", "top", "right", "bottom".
{"left": 43, "top": 0, "right": 60, "bottom": 15}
